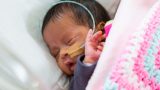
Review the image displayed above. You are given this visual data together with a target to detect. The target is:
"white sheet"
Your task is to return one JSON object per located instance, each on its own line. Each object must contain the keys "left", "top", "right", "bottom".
{"left": 97, "top": 0, "right": 121, "bottom": 19}
{"left": 0, "top": 0, "right": 69, "bottom": 90}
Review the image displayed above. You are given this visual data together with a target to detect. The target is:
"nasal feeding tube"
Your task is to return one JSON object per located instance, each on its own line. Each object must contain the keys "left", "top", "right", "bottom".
{"left": 67, "top": 22, "right": 106, "bottom": 58}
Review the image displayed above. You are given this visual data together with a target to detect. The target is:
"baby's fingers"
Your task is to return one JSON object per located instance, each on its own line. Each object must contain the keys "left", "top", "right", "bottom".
{"left": 101, "top": 34, "right": 106, "bottom": 41}
{"left": 99, "top": 42, "right": 105, "bottom": 47}
{"left": 97, "top": 42, "right": 105, "bottom": 51}
{"left": 91, "top": 31, "right": 102, "bottom": 42}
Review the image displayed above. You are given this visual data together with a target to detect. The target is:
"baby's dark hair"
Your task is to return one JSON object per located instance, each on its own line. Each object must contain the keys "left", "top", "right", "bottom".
{"left": 42, "top": 0, "right": 110, "bottom": 33}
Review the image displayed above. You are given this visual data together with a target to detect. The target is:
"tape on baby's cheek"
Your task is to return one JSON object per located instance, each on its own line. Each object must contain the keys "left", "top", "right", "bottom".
{"left": 67, "top": 43, "right": 84, "bottom": 58}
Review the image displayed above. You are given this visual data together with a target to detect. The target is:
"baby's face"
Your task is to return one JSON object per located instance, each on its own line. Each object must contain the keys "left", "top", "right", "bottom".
{"left": 43, "top": 14, "right": 89, "bottom": 75}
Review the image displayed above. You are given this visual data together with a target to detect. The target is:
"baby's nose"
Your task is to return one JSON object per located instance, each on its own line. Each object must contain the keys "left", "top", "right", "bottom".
{"left": 67, "top": 46, "right": 84, "bottom": 58}
{"left": 61, "top": 52, "right": 77, "bottom": 62}
{"left": 61, "top": 52, "right": 69, "bottom": 58}
{"left": 60, "top": 50, "right": 71, "bottom": 58}
{"left": 60, "top": 47, "right": 78, "bottom": 62}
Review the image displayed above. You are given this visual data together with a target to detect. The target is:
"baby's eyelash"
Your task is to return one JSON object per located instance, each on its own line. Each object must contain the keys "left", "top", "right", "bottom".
{"left": 67, "top": 38, "right": 75, "bottom": 46}
{"left": 68, "top": 36, "right": 79, "bottom": 44}
{"left": 67, "top": 39, "right": 72, "bottom": 43}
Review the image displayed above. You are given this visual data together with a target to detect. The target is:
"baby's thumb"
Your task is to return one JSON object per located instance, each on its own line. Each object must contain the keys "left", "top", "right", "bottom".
{"left": 86, "top": 29, "right": 93, "bottom": 40}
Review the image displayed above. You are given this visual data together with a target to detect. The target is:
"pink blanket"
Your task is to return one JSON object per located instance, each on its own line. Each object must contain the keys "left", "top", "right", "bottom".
{"left": 86, "top": 0, "right": 159, "bottom": 90}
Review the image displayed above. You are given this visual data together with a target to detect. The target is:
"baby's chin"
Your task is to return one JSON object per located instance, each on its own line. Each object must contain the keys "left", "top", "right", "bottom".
{"left": 65, "top": 70, "right": 74, "bottom": 76}
{"left": 64, "top": 66, "right": 76, "bottom": 76}
{"left": 70, "top": 64, "right": 76, "bottom": 72}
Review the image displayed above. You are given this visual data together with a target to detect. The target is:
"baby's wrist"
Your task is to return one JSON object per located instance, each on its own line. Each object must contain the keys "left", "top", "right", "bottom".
{"left": 83, "top": 56, "right": 97, "bottom": 64}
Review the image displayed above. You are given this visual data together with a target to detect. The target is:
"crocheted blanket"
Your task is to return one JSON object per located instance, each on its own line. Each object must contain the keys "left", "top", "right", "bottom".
{"left": 104, "top": 1, "right": 160, "bottom": 90}
{"left": 86, "top": 0, "right": 160, "bottom": 90}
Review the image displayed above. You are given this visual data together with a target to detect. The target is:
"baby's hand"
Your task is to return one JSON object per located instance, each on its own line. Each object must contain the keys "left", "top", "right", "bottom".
{"left": 84, "top": 29, "right": 105, "bottom": 64}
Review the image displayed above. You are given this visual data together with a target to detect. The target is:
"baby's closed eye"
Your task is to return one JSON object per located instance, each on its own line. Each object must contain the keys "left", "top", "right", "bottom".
{"left": 66, "top": 37, "right": 78, "bottom": 46}
{"left": 67, "top": 39, "right": 74, "bottom": 46}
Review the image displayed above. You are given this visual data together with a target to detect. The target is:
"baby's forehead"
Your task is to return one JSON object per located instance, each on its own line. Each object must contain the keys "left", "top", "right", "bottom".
{"left": 51, "top": 5, "right": 88, "bottom": 26}
{"left": 51, "top": 10, "right": 77, "bottom": 23}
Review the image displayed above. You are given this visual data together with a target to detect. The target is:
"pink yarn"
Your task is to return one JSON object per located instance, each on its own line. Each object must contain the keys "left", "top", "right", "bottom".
{"left": 104, "top": 1, "right": 160, "bottom": 90}
{"left": 104, "top": 20, "right": 112, "bottom": 37}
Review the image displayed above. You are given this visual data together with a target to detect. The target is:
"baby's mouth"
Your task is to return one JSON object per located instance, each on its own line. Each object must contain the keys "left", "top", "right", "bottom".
{"left": 64, "top": 59, "right": 75, "bottom": 72}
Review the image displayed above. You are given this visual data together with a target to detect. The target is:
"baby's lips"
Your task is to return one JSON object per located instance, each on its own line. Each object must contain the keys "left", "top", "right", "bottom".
{"left": 63, "top": 58, "right": 75, "bottom": 72}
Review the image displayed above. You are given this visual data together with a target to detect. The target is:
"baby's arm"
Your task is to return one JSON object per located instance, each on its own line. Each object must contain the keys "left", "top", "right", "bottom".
{"left": 83, "top": 29, "right": 104, "bottom": 64}
{"left": 69, "top": 30, "right": 104, "bottom": 90}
